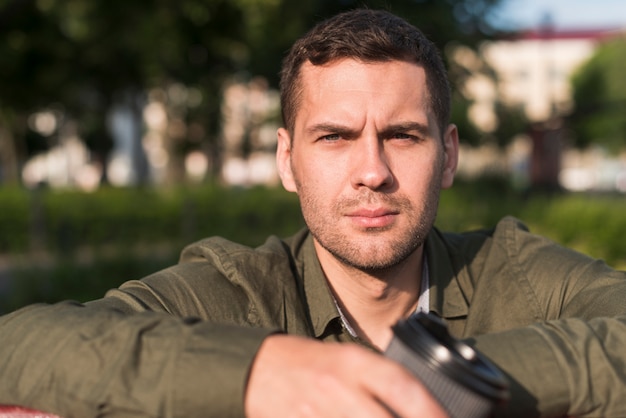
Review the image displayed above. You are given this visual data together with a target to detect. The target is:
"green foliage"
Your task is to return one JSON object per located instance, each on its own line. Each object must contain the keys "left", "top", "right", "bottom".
{"left": 521, "top": 195, "right": 626, "bottom": 266}
{"left": 450, "top": 93, "right": 483, "bottom": 146}
{"left": 0, "top": 184, "right": 303, "bottom": 255}
{"left": 0, "top": 187, "right": 30, "bottom": 252}
{"left": 0, "top": 184, "right": 304, "bottom": 313}
{"left": 3, "top": 254, "right": 178, "bottom": 314}
{"left": 0, "top": 0, "right": 508, "bottom": 183}
{"left": 438, "top": 179, "right": 626, "bottom": 270}
{"left": 570, "top": 36, "right": 626, "bottom": 153}
{"left": 437, "top": 176, "right": 521, "bottom": 230}
{"left": 1, "top": 182, "right": 625, "bottom": 314}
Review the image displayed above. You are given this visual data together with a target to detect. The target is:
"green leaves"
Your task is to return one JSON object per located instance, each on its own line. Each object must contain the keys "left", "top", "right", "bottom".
{"left": 0, "top": 0, "right": 508, "bottom": 185}
{"left": 571, "top": 37, "right": 626, "bottom": 153}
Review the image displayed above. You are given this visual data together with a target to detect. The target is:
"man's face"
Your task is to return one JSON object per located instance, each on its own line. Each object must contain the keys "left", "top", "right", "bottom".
{"left": 277, "top": 59, "right": 458, "bottom": 271}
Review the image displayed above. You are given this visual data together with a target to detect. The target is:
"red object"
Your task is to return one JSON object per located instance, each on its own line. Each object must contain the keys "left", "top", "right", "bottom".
{"left": 0, "top": 406, "right": 60, "bottom": 418}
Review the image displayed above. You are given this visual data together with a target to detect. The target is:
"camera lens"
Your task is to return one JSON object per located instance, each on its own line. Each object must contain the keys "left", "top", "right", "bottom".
{"left": 385, "top": 312, "right": 509, "bottom": 418}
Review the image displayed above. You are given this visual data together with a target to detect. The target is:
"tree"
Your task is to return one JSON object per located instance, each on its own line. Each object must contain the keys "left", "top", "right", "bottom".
{"left": 0, "top": 0, "right": 508, "bottom": 186}
{"left": 0, "top": 0, "right": 251, "bottom": 184}
{"left": 570, "top": 36, "right": 626, "bottom": 154}
{"left": 240, "top": 0, "right": 508, "bottom": 86}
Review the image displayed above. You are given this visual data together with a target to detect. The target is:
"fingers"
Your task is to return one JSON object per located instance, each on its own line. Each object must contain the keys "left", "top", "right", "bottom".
{"left": 361, "top": 357, "right": 448, "bottom": 418}
{"left": 244, "top": 335, "right": 448, "bottom": 418}
{"left": 300, "top": 370, "right": 404, "bottom": 418}
{"left": 332, "top": 344, "right": 448, "bottom": 418}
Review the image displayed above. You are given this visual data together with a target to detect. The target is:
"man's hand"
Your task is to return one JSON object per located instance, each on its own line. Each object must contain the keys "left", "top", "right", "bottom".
{"left": 245, "top": 334, "right": 447, "bottom": 418}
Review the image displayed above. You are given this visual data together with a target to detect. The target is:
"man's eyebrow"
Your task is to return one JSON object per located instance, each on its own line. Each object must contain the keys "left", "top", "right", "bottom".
{"left": 304, "top": 121, "right": 432, "bottom": 137}
{"left": 305, "top": 123, "right": 356, "bottom": 136}
{"left": 381, "top": 122, "right": 431, "bottom": 137}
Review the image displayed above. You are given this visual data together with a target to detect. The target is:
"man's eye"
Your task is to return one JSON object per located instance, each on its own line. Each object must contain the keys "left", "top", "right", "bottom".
{"left": 320, "top": 134, "right": 341, "bottom": 141}
{"left": 392, "top": 133, "right": 416, "bottom": 140}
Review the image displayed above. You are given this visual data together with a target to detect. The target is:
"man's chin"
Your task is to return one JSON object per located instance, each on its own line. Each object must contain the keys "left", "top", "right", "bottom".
{"left": 330, "top": 243, "right": 419, "bottom": 272}
{"left": 310, "top": 224, "right": 426, "bottom": 271}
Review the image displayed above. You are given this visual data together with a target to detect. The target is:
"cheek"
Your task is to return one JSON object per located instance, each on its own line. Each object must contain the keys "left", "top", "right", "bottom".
{"left": 295, "top": 173, "right": 328, "bottom": 202}
{"left": 293, "top": 151, "right": 342, "bottom": 188}
{"left": 394, "top": 152, "right": 439, "bottom": 178}
{"left": 293, "top": 168, "right": 342, "bottom": 215}
{"left": 397, "top": 158, "right": 444, "bottom": 198}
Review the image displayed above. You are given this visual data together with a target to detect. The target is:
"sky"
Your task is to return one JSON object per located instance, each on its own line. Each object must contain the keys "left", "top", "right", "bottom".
{"left": 491, "top": 0, "right": 626, "bottom": 30}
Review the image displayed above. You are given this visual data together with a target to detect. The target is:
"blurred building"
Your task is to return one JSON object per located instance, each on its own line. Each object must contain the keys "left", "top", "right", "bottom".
{"left": 18, "top": 24, "right": 626, "bottom": 192}
{"left": 484, "top": 27, "right": 618, "bottom": 122}
{"left": 454, "top": 24, "right": 626, "bottom": 192}
{"left": 220, "top": 77, "right": 281, "bottom": 187}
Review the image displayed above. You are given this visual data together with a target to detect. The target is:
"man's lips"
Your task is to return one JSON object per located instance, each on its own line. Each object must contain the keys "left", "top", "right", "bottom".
{"left": 346, "top": 208, "right": 399, "bottom": 228}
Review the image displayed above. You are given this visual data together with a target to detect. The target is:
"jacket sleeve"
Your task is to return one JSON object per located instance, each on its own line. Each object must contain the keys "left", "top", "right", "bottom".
{"left": 474, "top": 315, "right": 626, "bottom": 418}
{"left": 0, "top": 235, "right": 304, "bottom": 418}
{"left": 0, "top": 270, "right": 275, "bottom": 418}
{"left": 469, "top": 218, "right": 626, "bottom": 418}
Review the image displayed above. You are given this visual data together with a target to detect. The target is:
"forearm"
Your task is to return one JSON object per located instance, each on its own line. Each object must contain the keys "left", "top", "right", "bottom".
{"left": 473, "top": 315, "right": 626, "bottom": 418}
{"left": 0, "top": 301, "right": 273, "bottom": 418}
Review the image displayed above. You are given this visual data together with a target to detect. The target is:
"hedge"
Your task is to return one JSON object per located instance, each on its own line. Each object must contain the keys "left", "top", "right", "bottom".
{"left": 0, "top": 180, "right": 624, "bottom": 312}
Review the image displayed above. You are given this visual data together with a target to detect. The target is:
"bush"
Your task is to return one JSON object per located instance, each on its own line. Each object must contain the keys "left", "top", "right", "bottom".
{"left": 0, "top": 184, "right": 304, "bottom": 255}
{"left": 2, "top": 253, "right": 178, "bottom": 313}
{"left": 0, "top": 181, "right": 624, "bottom": 313}
{"left": 521, "top": 195, "right": 626, "bottom": 267}
{"left": 0, "top": 187, "right": 30, "bottom": 252}
{"left": 0, "top": 184, "right": 304, "bottom": 313}
{"left": 438, "top": 180, "right": 626, "bottom": 269}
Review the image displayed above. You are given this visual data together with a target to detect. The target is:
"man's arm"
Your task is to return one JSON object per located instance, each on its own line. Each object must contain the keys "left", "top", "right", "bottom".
{"left": 0, "top": 301, "right": 449, "bottom": 418}
{"left": 465, "top": 218, "right": 626, "bottom": 417}
{"left": 474, "top": 315, "right": 626, "bottom": 418}
{"left": 0, "top": 300, "right": 272, "bottom": 417}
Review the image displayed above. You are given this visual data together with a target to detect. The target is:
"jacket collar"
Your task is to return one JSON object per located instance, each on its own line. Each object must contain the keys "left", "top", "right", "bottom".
{"left": 425, "top": 226, "right": 470, "bottom": 321}
{"left": 296, "top": 232, "right": 342, "bottom": 339}
{"left": 295, "top": 226, "right": 471, "bottom": 339}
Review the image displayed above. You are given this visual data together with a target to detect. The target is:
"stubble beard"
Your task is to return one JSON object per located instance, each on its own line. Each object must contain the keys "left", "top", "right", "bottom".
{"left": 298, "top": 185, "right": 441, "bottom": 274}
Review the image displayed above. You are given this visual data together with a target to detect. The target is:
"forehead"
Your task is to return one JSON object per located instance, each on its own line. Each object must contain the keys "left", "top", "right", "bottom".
{"left": 294, "top": 59, "right": 433, "bottom": 129}
{"left": 299, "top": 58, "right": 426, "bottom": 89}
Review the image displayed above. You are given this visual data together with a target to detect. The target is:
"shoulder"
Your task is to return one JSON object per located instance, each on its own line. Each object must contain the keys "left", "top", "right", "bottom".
{"left": 434, "top": 215, "right": 601, "bottom": 279}
{"left": 432, "top": 216, "right": 556, "bottom": 265}
{"left": 178, "top": 228, "right": 310, "bottom": 283}
{"left": 435, "top": 216, "right": 528, "bottom": 246}
{"left": 436, "top": 216, "right": 624, "bottom": 326}
{"left": 102, "top": 229, "right": 312, "bottom": 324}
{"left": 427, "top": 216, "right": 526, "bottom": 275}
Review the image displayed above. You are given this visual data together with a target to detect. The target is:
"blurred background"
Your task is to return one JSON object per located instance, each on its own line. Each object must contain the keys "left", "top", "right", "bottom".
{"left": 1, "top": 0, "right": 625, "bottom": 312}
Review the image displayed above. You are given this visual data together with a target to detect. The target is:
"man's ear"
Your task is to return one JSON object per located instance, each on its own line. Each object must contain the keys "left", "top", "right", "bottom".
{"left": 276, "top": 128, "right": 297, "bottom": 192}
{"left": 441, "top": 124, "right": 459, "bottom": 189}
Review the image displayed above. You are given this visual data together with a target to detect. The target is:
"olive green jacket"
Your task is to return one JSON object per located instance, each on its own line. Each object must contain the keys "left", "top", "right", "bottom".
{"left": 1, "top": 217, "right": 625, "bottom": 417}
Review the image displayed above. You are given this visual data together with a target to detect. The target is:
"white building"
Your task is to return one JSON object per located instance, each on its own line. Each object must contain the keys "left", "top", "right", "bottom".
{"left": 453, "top": 26, "right": 626, "bottom": 191}
{"left": 482, "top": 28, "right": 618, "bottom": 123}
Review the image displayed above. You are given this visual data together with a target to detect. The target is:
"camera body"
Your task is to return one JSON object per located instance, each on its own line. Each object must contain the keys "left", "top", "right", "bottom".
{"left": 385, "top": 312, "right": 510, "bottom": 418}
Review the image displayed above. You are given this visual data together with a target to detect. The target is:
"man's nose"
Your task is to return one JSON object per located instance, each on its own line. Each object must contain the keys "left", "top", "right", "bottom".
{"left": 349, "top": 136, "right": 394, "bottom": 190}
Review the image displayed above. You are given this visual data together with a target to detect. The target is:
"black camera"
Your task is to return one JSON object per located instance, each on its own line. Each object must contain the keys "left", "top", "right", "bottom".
{"left": 385, "top": 312, "right": 510, "bottom": 418}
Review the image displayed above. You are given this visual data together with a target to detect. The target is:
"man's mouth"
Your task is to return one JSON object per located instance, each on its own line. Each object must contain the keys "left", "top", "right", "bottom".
{"left": 346, "top": 208, "right": 399, "bottom": 229}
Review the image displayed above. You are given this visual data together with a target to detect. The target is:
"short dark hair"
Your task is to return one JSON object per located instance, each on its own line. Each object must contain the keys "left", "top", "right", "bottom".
{"left": 279, "top": 8, "right": 451, "bottom": 135}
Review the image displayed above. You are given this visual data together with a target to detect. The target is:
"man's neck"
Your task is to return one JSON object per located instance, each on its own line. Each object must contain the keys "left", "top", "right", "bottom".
{"left": 315, "top": 242, "right": 425, "bottom": 350}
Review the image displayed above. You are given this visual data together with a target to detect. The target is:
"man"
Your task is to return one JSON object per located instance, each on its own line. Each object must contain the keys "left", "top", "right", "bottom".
{"left": 1, "top": 8, "right": 626, "bottom": 418}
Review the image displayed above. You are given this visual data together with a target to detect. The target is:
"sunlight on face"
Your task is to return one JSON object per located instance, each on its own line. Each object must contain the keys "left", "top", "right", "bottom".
{"left": 277, "top": 59, "right": 457, "bottom": 272}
